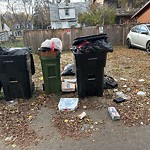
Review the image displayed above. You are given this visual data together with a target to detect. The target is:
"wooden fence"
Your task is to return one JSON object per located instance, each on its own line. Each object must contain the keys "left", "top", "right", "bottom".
{"left": 23, "top": 24, "right": 134, "bottom": 52}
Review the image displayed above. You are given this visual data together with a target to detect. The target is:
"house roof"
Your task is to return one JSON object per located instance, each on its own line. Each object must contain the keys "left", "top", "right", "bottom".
{"left": 116, "top": 9, "right": 135, "bottom": 17}
{"left": 131, "top": 1, "right": 150, "bottom": 19}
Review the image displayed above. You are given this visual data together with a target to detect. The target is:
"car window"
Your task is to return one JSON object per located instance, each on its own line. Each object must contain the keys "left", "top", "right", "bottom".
{"left": 131, "top": 26, "right": 139, "bottom": 33}
{"left": 146, "top": 25, "right": 150, "bottom": 31}
{"left": 139, "top": 25, "right": 148, "bottom": 33}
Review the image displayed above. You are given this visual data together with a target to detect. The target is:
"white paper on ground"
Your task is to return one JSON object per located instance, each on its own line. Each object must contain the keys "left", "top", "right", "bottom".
{"left": 58, "top": 98, "right": 79, "bottom": 111}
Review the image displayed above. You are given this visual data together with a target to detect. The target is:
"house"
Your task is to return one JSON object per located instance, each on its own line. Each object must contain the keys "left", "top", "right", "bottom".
{"left": 115, "top": 9, "right": 135, "bottom": 24}
{"left": 12, "top": 23, "right": 24, "bottom": 37}
{"left": 12, "top": 22, "right": 33, "bottom": 37}
{"left": 49, "top": 1, "right": 89, "bottom": 29}
{"left": 0, "top": 15, "right": 11, "bottom": 42}
{"left": 131, "top": 1, "right": 150, "bottom": 23}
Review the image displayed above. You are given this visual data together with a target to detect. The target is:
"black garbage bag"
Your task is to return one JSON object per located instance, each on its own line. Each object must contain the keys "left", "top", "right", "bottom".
{"left": 72, "top": 34, "right": 113, "bottom": 54}
{"left": 0, "top": 47, "right": 9, "bottom": 55}
{"left": 93, "top": 39, "right": 113, "bottom": 52}
{"left": 103, "top": 75, "right": 118, "bottom": 89}
{"left": 61, "top": 64, "right": 75, "bottom": 76}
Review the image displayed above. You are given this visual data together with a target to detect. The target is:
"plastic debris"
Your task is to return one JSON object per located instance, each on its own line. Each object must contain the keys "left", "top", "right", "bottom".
{"left": 138, "top": 79, "right": 145, "bottom": 82}
{"left": 61, "top": 64, "right": 75, "bottom": 76}
{"left": 123, "top": 84, "right": 127, "bottom": 88}
{"left": 127, "top": 88, "right": 131, "bottom": 92}
{"left": 58, "top": 98, "right": 79, "bottom": 111}
{"left": 83, "top": 106, "right": 87, "bottom": 109}
{"left": 116, "top": 91, "right": 124, "bottom": 97}
{"left": 137, "top": 91, "right": 146, "bottom": 96}
{"left": 116, "top": 91, "right": 130, "bottom": 100}
{"left": 120, "top": 78, "right": 127, "bottom": 81}
{"left": 113, "top": 89, "right": 118, "bottom": 92}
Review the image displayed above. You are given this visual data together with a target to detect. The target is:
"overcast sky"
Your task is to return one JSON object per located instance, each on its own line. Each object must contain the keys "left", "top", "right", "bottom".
{"left": 0, "top": 1, "right": 7, "bottom": 13}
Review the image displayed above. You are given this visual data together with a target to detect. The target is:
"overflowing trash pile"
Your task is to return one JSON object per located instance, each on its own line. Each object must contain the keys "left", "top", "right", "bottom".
{"left": 0, "top": 36, "right": 150, "bottom": 148}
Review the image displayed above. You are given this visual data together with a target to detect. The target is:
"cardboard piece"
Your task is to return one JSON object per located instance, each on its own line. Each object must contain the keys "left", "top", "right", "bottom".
{"left": 61, "top": 82, "right": 76, "bottom": 92}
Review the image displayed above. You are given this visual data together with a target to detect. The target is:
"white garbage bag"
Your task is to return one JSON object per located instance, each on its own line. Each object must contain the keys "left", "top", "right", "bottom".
{"left": 41, "top": 38, "right": 62, "bottom": 52}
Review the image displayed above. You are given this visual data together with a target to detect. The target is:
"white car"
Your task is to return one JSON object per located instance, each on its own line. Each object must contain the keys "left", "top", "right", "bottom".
{"left": 126, "top": 24, "right": 150, "bottom": 54}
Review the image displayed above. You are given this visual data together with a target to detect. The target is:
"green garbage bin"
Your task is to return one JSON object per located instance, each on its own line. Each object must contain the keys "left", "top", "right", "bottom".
{"left": 40, "top": 52, "right": 61, "bottom": 94}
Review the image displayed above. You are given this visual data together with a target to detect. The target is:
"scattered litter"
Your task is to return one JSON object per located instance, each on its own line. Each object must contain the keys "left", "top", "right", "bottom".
{"left": 64, "top": 119, "right": 69, "bottom": 123}
{"left": 83, "top": 106, "right": 87, "bottom": 109}
{"left": 127, "top": 87, "right": 131, "bottom": 92}
{"left": 78, "top": 112, "right": 86, "bottom": 119}
{"left": 116, "top": 91, "right": 130, "bottom": 100}
{"left": 63, "top": 78, "right": 77, "bottom": 83}
{"left": 140, "top": 122, "right": 144, "bottom": 125}
{"left": 61, "top": 64, "right": 75, "bottom": 76}
{"left": 113, "top": 97, "right": 126, "bottom": 103}
{"left": 116, "top": 91, "right": 124, "bottom": 97}
{"left": 138, "top": 79, "right": 145, "bottom": 82}
{"left": 94, "top": 122, "right": 98, "bottom": 125}
{"left": 12, "top": 144, "right": 16, "bottom": 148}
{"left": 5, "top": 136, "right": 13, "bottom": 142}
{"left": 137, "top": 91, "right": 146, "bottom": 96}
{"left": 113, "top": 89, "right": 118, "bottom": 92}
{"left": 61, "top": 82, "right": 76, "bottom": 92}
{"left": 104, "top": 75, "right": 118, "bottom": 89}
{"left": 58, "top": 98, "right": 79, "bottom": 111}
{"left": 108, "top": 107, "right": 120, "bottom": 120}
{"left": 120, "top": 78, "right": 127, "bottom": 81}
{"left": 123, "top": 84, "right": 127, "bottom": 88}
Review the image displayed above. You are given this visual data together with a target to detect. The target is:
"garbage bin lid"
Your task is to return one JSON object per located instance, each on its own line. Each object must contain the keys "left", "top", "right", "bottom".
{"left": 0, "top": 47, "right": 31, "bottom": 56}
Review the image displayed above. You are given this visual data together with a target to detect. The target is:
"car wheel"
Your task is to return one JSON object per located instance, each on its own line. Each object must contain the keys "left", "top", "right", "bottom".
{"left": 146, "top": 41, "right": 150, "bottom": 54}
{"left": 126, "top": 38, "right": 132, "bottom": 48}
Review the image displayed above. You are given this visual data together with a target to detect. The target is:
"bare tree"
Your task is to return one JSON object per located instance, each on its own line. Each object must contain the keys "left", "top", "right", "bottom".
{"left": 33, "top": 0, "right": 51, "bottom": 29}
{"left": 4, "top": 0, "right": 35, "bottom": 29}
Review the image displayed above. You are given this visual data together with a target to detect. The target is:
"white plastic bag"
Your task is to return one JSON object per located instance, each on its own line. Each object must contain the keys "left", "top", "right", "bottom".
{"left": 41, "top": 38, "right": 62, "bottom": 52}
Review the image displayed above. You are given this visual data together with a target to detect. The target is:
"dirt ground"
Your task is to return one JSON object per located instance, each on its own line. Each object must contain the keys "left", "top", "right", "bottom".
{"left": 0, "top": 46, "right": 150, "bottom": 150}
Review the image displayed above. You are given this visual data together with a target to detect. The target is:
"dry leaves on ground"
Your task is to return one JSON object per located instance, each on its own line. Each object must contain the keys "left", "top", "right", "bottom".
{"left": 0, "top": 46, "right": 150, "bottom": 148}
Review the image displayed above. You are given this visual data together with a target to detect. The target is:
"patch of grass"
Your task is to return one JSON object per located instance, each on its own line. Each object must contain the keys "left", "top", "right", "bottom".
{"left": 0, "top": 37, "right": 25, "bottom": 48}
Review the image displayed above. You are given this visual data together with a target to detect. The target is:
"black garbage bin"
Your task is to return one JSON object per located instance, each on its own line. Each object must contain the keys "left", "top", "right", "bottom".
{"left": 0, "top": 47, "right": 35, "bottom": 101}
{"left": 71, "top": 34, "right": 113, "bottom": 98}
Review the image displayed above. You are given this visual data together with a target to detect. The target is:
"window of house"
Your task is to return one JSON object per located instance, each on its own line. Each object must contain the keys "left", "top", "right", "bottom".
{"left": 65, "top": 9, "right": 69, "bottom": 16}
